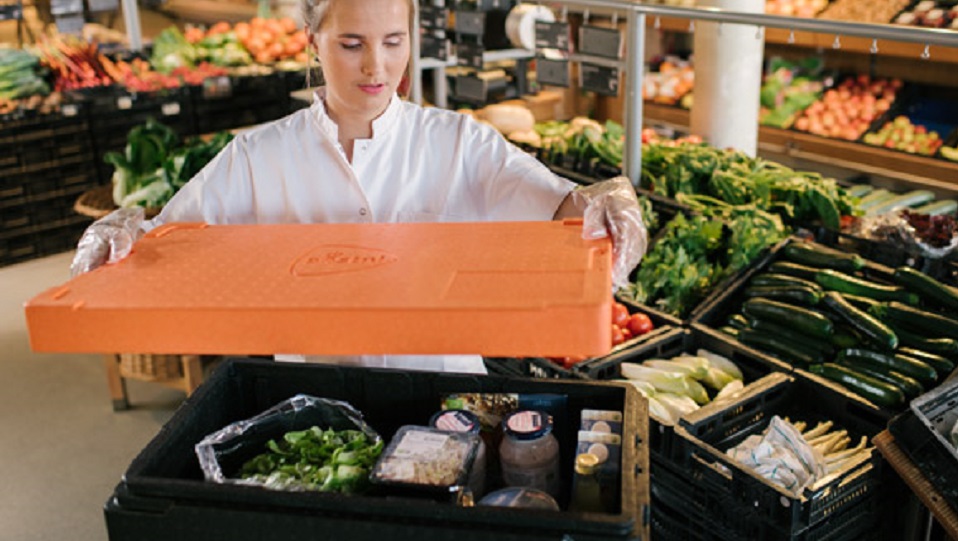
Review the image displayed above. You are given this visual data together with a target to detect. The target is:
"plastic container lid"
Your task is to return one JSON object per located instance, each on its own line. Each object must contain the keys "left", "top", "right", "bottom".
{"left": 25, "top": 220, "right": 612, "bottom": 357}
{"left": 478, "top": 487, "right": 560, "bottom": 511}
{"left": 503, "top": 410, "right": 554, "bottom": 441}
{"left": 430, "top": 410, "right": 481, "bottom": 435}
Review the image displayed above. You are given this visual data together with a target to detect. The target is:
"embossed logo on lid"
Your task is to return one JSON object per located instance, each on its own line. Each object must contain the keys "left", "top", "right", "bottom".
{"left": 291, "top": 245, "right": 399, "bottom": 276}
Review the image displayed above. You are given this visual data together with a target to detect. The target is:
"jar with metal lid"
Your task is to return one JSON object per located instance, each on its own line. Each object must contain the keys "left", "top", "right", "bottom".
{"left": 431, "top": 409, "right": 486, "bottom": 498}
{"left": 498, "top": 410, "right": 560, "bottom": 498}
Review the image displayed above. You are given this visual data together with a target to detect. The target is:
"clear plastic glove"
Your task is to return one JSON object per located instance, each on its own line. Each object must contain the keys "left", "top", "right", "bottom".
{"left": 70, "top": 207, "right": 145, "bottom": 277}
{"left": 573, "top": 176, "right": 649, "bottom": 291}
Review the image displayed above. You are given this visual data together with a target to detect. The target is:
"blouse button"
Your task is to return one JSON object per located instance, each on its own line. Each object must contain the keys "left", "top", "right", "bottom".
{"left": 359, "top": 208, "right": 368, "bottom": 216}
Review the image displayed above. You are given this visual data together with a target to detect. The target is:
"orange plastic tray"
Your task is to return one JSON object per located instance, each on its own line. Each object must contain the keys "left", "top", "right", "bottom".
{"left": 25, "top": 220, "right": 612, "bottom": 357}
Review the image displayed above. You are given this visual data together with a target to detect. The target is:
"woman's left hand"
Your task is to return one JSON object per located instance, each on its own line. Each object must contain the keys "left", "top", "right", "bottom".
{"left": 574, "top": 177, "right": 648, "bottom": 292}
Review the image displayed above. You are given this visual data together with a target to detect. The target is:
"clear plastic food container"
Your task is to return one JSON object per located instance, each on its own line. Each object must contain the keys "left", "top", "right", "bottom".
{"left": 370, "top": 425, "right": 480, "bottom": 500}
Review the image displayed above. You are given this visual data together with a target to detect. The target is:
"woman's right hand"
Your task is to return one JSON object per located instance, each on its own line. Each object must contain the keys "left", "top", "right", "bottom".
{"left": 70, "top": 207, "right": 145, "bottom": 277}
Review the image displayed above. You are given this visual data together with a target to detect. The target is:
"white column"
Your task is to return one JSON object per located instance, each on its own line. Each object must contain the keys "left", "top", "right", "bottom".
{"left": 689, "top": 0, "right": 765, "bottom": 156}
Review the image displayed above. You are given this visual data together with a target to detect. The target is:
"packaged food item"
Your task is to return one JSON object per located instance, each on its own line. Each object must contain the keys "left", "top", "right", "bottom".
{"left": 430, "top": 409, "right": 487, "bottom": 498}
{"left": 568, "top": 453, "right": 604, "bottom": 513}
{"left": 478, "top": 487, "right": 560, "bottom": 511}
{"left": 576, "top": 430, "right": 622, "bottom": 511}
{"left": 580, "top": 409, "right": 623, "bottom": 435}
{"left": 499, "top": 410, "right": 561, "bottom": 498}
{"left": 370, "top": 426, "right": 480, "bottom": 501}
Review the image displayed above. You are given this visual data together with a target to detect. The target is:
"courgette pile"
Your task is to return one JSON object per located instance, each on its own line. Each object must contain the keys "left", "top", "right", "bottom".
{"left": 720, "top": 240, "right": 958, "bottom": 409}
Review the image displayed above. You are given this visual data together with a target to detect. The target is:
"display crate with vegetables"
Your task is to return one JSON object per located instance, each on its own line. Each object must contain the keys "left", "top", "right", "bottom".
{"left": 792, "top": 75, "right": 901, "bottom": 142}
{"left": 892, "top": 0, "right": 958, "bottom": 29}
{"left": 888, "top": 376, "right": 958, "bottom": 512}
{"left": 105, "top": 358, "right": 648, "bottom": 541}
{"left": 672, "top": 371, "right": 884, "bottom": 539}
{"left": 861, "top": 84, "right": 958, "bottom": 158}
{"left": 579, "top": 326, "right": 789, "bottom": 463}
{"left": 758, "top": 57, "right": 825, "bottom": 130}
{"left": 694, "top": 237, "right": 958, "bottom": 415}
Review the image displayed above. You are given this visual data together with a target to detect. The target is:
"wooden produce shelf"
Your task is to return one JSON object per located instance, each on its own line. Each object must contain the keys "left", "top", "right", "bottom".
{"left": 641, "top": 102, "right": 958, "bottom": 190}
{"left": 647, "top": 16, "right": 958, "bottom": 64}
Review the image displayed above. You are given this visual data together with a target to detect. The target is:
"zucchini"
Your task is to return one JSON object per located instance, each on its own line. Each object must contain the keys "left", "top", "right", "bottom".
{"left": 840, "top": 293, "right": 881, "bottom": 312}
{"left": 742, "top": 297, "right": 834, "bottom": 339}
{"left": 836, "top": 358, "right": 924, "bottom": 399}
{"left": 837, "top": 348, "right": 938, "bottom": 386}
{"left": 750, "top": 273, "right": 821, "bottom": 290}
{"left": 857, "top": 189, "right": 895, "bottom": 211}
{"left": 887, "top": 323, "right": 958, "bottom": 356}
{"left": 815, "top": 270, "right": 919, "bottom": 305}
{"left": 719, "top": 326, "right": 740, "bottom": 338}
{"left": 913, "top": 199, "right": 958, "bottom": 217}
{"left": 738, "top": 328, "right": 824, "bottom": 365}
{"left": 831, "top": 324, "right": 863, "bottom": 349}
{"left": 809, "top": 363, "right": 905, "bottom": 408}
{"left": 877, "top": 302, "right": 958, "bottom": 341}
{"left": 847, "top": 184, "right": 875, "bottom": 199}
{"left": 893, "top": 266, "right": 958, "bottom": 312}
{"left": 747, "top": 318, "right": 835, "bottom": 356}
{"left": 768, "top": 261, "right": 822, "bottom": 281}
{"left": 822, "top": 291, "right": 898, "bottom": 350}
{"left": 743, "top": 285, "right": 823, "bottom": 306}
{"left": 897, "top": 347, "right": 956, "bottom": 378}
{"left": 783, "top": 242, "right": 865, "bottom": 273}
{"left": 727, "top": 314, "right": 750, "bottom": 330}
{"left": 865, "top": 190, "right": 936, "bottom": 217}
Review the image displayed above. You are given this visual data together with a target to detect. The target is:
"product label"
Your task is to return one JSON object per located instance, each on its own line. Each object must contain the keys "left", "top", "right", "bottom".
{"left": 507, "top": 411, "right": 544, "bottom": 434}
{"left": 581, "top": 409, "right": 623, "bottom": 435}
{"left": 434, "top": 411, "right": 475, "bottom": 433}
{"left": 395, "top": 430, "right": 450, "bottom": 458}
{"left": 535, "top": 21, "right": 570, "bottom": 51}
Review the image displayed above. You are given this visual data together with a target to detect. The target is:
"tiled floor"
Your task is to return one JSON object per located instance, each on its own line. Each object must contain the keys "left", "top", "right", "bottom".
{"left": 0, "top": 251, "right": 185, "bottom": 541}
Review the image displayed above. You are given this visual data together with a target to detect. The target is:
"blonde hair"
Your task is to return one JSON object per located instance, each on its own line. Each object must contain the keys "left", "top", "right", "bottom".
{"left": 300, "top": 0, "right": 416, "bottom": 93}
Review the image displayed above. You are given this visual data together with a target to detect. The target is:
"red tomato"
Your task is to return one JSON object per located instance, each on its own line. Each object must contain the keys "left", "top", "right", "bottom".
{"left": 562, "top": 355, "right": 587, "bottom": 369}
{"left": 620, "top": 326, "right": 633, "bottom": 341}
{"left": 612, "top": 324, "right": 625, "bottom": 346}
{"left": 627, "top": 313, "right": 653, "bottom": 336}
{"left": 612, "top": 302, "right": 630, "bottom": 328}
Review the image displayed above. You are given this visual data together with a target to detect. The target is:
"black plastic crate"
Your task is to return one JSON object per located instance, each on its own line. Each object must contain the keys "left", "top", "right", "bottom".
{"left": 888, "top": 377, "right": 958, "bottom": 513}
{"left": 106, "top": 358, "right": 649, "bottom": 541}
{"left": 0, "top": 233, "right": 38, "bottom": 268}
{"left": 193, "top": 101, "right": 289, "bottom": 135}
{"left": 673, "top": 371, "right": 885, "bottom": 537}
{"left": 579, "top": 326, "right": 790, "bottom": 463}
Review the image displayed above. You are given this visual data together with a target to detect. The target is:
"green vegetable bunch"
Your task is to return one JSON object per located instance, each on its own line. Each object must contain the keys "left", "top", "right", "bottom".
{"left": 759, "top": 58, "right": 825, "bottom": 129}
{"left": 532, "top": 117, "right": 624, "bottom": 169}
{"left": 239, "top": 426, "right": 384, "bottom": 493}
{"left": 0, "top": 47, "right": 50, "bottom": 101}
{"left": 642, "top": 141, "right": 857, "bottom": 230}
{"left": 105, "top": 119, "right": 233, "bottom": 209}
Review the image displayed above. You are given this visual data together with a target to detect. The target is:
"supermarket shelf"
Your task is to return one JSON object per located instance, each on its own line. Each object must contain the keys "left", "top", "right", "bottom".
{"left": 648, "top": 17, "right": 958, "bottom": 64}
{"left": 642, "top": 102, "right": 958, "bottom": 190}
{"left": 874, "top": 430, "right": 958, "bottom": 541}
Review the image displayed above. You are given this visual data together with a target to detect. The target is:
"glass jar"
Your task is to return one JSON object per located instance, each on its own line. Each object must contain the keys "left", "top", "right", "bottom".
{"left": 568, "top": 453, "right": 604, "bottom": 513}
{"left": 499, "top": 410, "right": 560, "bottom": 498}
{"left": 431, "top": 409, "right": 487, "bottom": 498}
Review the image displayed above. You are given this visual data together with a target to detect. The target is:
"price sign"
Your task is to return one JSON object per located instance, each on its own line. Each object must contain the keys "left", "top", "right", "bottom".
{"left": 580, "top": 63, "right": 620, "bottom": 96}
{"left": 50, "top": 0, "right": 82, "bottom": 15}
{"left": 61, "top": 104, "right": 78, "bottom": 117}
{"left": 535, "top": 21, "right": 570, "bottom": 51}
{"left": 116, "top": 96, "right": 133, "bottom": 110}
{"left": 455, "top": 75, "right": 487, "bottom": 103}
{"left": 202, "top": 76, "right": 232, "bottom": 99}
{"left": 0, "top": 3, "right": 22, "bottom": 21}
{"left": 420, "top": 34, "right": 448, "bottom": 61}
{"left": 456, "top": 41, "right": 484, "bottom": 70}
{"left": 86, "top": 0, "right": 118, "bottom": 11}
{"left": 578, "top": 26, "right": 623, "bottom": 59}
{"left": 161, "top": 102, "right": 181, "bottom": 116}
{"left": 54, "top": 14, "right": 84, "bottom": 36}
{"left": 454, "top": 11, "right": 485, "bottom": 36}
{"left": 536, "top": 57, "right": 569, "bottom": 88}
{"left": 419, "top": 6, "right": 448, "bottom": 30}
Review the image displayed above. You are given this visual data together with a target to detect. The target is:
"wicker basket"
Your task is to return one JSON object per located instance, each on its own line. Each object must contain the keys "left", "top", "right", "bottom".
{"left": 118, "top": 353, "right": 185, "bottom": 381}
{"left": 74, "top": 184, "right": 162, "bottom": 219}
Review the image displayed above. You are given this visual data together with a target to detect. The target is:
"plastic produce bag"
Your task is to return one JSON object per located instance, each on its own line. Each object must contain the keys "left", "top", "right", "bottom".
{"left": 726, "top": 415, "right": 826, "bottom": 495}
{"left": 848, "top": 211, "right": 958, "bottom": 260}
{"left": 195, "top": 394, "right": 381, "bottom": 490}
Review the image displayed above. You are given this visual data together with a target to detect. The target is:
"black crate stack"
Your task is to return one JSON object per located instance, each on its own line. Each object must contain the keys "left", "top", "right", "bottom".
{"left": 0, "top": 104, "right": 99, "bottom": 267}
{"left": 190, "top": 72, "right": 290, "bottom": 135}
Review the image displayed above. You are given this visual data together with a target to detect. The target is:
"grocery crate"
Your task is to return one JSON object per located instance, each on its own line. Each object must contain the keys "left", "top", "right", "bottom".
{"left": 888, "top": 376, "right": 958, "bottom": 513}
{"left": 189, "top": 72, "right": 289, "bottom": 134}
{"left": 105, "top": 358, "right": 650, "bottom": 541}
{"left": 673, "top": 371, "right": 885, "bottom": 538}
{"left": 578, "top": 326, "right": 789, "bottom": 464}
{"left": 861, "top": 83, "right": 958, "bottom": 159}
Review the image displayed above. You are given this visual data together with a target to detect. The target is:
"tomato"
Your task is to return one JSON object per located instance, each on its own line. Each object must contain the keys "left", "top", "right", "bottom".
{"left": 627, "top": 313, "right": 653, "bottom": 337}
{"left": 611, "top": 324, "right": 625, "bottom": 346}
{"left": 620, "top": 326, "right": 633, "bottom": 341}
{"left": 562, "top": 355, "right": 587, "bottom": 369}
{"left": 612, "top": 302, "right": 630, "bottom": 328}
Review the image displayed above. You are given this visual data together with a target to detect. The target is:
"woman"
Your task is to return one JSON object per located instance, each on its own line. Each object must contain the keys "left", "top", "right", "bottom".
{"left": 71, "top": 0, "right": 647, "bottom": 373}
